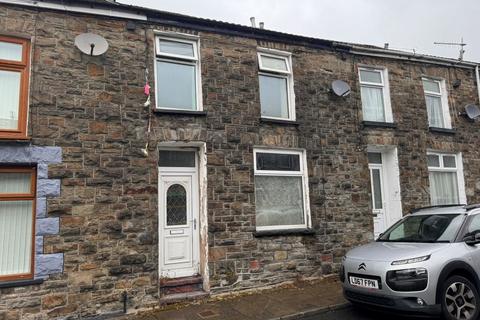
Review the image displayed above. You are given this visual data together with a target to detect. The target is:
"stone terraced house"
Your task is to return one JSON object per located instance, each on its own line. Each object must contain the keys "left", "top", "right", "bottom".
{"left": 0, "top": 0, "right": 480, "bottom": 318}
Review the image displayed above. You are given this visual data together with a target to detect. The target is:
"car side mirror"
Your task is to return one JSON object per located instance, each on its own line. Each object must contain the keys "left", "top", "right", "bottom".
{"left": 464, "top": 232, "right": 480, "bottom": 246}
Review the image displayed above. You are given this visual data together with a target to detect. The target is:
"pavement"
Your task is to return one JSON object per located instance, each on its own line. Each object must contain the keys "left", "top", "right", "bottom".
{"left": 126, "top": 276, "right": 348, "bottom": 320}
{"left": 301, "top": 305, "right": 441, "bottom": 320}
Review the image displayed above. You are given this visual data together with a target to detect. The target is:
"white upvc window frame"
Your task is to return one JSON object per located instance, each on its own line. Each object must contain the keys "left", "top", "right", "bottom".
{"left": 427, "top": 151, "right": 466, "bottom": 205}
{"left": 358, "top": 66, "right": 393, "bottom": 123}
{"left": 154, "top": 33, "right": 203, "bottom": 111}
{"left": 257, "top": 48, "right": 296, "bottom": 121}
{"left": 422, "top": 77, "right": 451, "bottom": 129}
{"left": 253, "top": 148, "right": 311, "bottom": 231}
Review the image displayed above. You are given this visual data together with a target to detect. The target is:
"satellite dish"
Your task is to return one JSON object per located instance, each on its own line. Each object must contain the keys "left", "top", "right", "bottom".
{"left": 331, "top": 80, "right": 351, "bottom": 97}
{"left": 74, "top": 33, "right": 109, "bottom": 56}
{"left": 464, "top": 104, "right": 480, "bottom": 120}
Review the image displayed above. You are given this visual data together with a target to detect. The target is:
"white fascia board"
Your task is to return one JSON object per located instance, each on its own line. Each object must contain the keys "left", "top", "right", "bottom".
{"left": 350, "top": 46, "right": 478, "bottom": 69}
{"left": 0, "top": 0, "right": 147, "bottom": 21}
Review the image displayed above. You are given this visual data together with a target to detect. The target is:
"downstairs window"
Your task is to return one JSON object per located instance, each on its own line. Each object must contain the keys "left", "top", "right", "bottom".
{"left": 0, "top": 167, "right": 36, "bottom": 281}
{"left": 254, "top": 149, "right": 310, "bottom": 231}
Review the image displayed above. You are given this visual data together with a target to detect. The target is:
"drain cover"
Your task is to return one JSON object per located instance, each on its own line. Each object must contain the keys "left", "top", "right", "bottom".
{"left": 197, "top": 309, "right": 219, "bottom": 319}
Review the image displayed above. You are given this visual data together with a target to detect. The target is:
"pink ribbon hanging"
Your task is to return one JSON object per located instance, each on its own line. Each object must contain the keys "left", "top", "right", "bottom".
{"left": 144, "top": 83, "right": 151, "bottom": 96}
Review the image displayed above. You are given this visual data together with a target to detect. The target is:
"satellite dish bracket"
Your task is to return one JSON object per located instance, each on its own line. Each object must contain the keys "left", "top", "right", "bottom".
{"left": 331, "top": 80, "right": 351, "bottom": 97}
{"left": 461, "top": 104, "right": 480, "bottom": 121}
{"left": 75, "top": 33, "right": 109, "bottom": 57}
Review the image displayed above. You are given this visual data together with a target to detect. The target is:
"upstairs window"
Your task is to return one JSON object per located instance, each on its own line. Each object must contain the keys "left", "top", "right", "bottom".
{"left": 155, "top": 36, "right": 201, "bottom": 111}
{"left": 258, "top": 50, "right": 295, "bottom": 120}
{"left": 254, "top": 149, "right": 310, "bottom": 231}
{"left": 422, "top": 78, "right": 451, "bottom": 129}
{"left": 0, "top": 36, "right": 30, "bottom": 139}
{"left": 359, "top": 67, "right": 392, "bottom": 123}
{"left": 427, "top": 153, "right": 465, "bottom": 205}
{"left": 0, "top": 167, "right": 36, "bottom": 281}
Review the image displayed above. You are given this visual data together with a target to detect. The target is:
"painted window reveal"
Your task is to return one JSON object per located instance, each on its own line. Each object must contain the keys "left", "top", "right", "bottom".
{"left": 0, "top": 36, "right": 30, "bottom": 139}
{"left": 257, "top": 50, "right": 295, "bottom": 120}
{"left": 422, "top": 78, "right": 451, "bottom": 129}
{"left": 427, "top": 153, "right": 465, "bottom": 205}
{"left": 0, "top": 167, "right": 36, "bottom": 281}
{"left": 254, "top": 149, "right": 310, "bottom": 231}
{"left": 166, "top": 184, "right": 187, "bottom": 226}
{"left": 359, "top": 67, "right": 392, "bottom": 123}
{"left": 155, "top": 36, "right": 201, "bottom": 111}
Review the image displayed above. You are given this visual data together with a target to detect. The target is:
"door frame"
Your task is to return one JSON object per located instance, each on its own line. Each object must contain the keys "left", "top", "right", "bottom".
{"left": 367, "top": 146, "right": 403, "bottom": 237}
{"left": 157, "top": 142, "right": 209, "bottom": 291}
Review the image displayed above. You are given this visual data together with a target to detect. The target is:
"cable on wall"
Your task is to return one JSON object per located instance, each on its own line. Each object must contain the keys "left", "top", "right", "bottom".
{"left": 28, "top": 8, "right": 41, "bottom": 146}
{"left": 140, "top": 26, "right": 152, "bottom": 157}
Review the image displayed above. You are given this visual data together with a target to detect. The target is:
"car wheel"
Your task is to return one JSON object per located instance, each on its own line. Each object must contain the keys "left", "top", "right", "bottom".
{"left": 441, "top": 275, "right": 479, "bottom": 320}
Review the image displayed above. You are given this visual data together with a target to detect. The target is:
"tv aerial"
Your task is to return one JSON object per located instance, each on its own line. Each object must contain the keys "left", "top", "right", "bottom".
{"left": 74, "top": 33, "right": 109, "bottom": 56}
{"left": 434, "top": 37, "right": 466, "bottom": 61}
{"left": 462, "top": 104, "right": 480, "bottom": 120}
{"left": 331, "top": 80, "right": 351, "bottom": 97}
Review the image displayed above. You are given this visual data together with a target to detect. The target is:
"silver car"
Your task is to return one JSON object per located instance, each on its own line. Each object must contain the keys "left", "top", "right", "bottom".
{"left": 341, "top": 204, "right": 480, "bottom": 320}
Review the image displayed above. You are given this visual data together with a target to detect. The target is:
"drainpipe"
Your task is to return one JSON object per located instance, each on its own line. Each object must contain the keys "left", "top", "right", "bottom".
{"left": 122, "top": 291, "right": 128, "bottom": 314}
{"left": 476, "top": 65, "right": 480, "bottom": 105}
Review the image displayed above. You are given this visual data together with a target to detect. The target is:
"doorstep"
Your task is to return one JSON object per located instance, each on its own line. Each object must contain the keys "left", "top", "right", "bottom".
{"left": 159, "top": 291, "right": 210, "bottom": 305}
{"left": 124, "top": 276, "right": 347, "bottom": 320}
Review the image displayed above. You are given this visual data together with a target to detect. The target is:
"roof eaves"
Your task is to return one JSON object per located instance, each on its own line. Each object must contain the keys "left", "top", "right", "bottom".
{"left": 350, "top": 44, "right": 478, "bottom": 69}
{"left": 1, "top": 0, "right": 147, "bottom": 20}
{"left": 147, "top": 13, "right": 341, "bottom": 51}
{"left": 5, "top": 1, "right": 479, "bottom": 67}
{"left": 109, "top": 1, "right": 480, "bottom": 67}
{"left": 34, "top": 0, "right": 340, "bottom": 50}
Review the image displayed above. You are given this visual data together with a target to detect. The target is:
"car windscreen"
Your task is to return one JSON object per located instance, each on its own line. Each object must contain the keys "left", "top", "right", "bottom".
{"left": 378, "top": 214, "right": 464, "bottom": 243}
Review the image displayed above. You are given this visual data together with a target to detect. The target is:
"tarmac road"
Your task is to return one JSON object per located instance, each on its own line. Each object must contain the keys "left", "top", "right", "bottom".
{"left": 301, "top": 305, "right": 442, "bottom": 320}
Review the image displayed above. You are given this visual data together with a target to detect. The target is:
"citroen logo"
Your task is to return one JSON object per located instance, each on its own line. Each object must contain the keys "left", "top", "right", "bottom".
{"left": 358, "top": 263, "right": 366, "bottom": 271}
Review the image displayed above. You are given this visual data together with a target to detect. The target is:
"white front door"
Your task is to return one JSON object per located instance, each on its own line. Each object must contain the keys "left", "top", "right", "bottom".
{"left": 368, "top": 152, "right": 387, "bottom": 239}
{"left": 368, "top": 149, "right": 403, "bottom": 239}
{"left": 159, "top": 155, "right": 199, "bottom": 278}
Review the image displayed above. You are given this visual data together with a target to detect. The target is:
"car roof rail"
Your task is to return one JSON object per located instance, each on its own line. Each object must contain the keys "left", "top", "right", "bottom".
{"left": 411, "top": 204, "right": 466, "bottom": 213}
{"left": 465, "top": 204, "right": 480, "bottom": 211}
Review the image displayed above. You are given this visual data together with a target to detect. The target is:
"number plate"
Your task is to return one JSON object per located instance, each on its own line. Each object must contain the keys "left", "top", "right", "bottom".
{"left": 349, "top": 276, "right": 379, "bottom": 289}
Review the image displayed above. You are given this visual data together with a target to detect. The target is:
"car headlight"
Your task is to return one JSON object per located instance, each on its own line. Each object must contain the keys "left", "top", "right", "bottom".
{"left": 386, "top": 268, "right": 428, "bottom": 292}
{"left": 391, "top": 255, "right": 430, "bottom": 265}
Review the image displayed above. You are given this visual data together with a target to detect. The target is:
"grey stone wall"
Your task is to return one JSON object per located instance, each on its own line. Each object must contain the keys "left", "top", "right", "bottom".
{"left": 0, "top": 145, "right": 63, "bottom": 279}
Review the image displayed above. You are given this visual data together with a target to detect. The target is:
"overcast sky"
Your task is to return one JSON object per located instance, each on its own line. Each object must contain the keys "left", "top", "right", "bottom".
{"left": 119, "top": 0, "right": 479, "bottom": 63}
